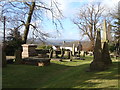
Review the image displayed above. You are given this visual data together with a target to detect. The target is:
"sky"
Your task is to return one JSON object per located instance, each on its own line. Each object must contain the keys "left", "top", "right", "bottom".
{"left": 0, "top": 0, "right": 119, "bottom": 42}
{"left": 41, "top": 0, "right": 119, "bottom": 41}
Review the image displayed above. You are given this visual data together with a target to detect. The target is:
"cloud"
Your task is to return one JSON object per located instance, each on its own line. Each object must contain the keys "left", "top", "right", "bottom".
{"left": 56, "top": 0, "right": 119, "bottom": 16}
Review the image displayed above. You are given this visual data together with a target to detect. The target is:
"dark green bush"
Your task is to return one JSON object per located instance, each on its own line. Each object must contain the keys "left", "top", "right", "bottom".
{"left": 5, "top": 29, "right": 22, "bottom": 56}
{"left": 108, "top": 44, "right": 116, "bottom": 53}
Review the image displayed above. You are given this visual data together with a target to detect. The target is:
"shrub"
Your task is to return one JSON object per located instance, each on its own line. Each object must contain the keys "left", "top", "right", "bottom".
{"left": 108, "top": 44, "right": 116, "bottom": 53}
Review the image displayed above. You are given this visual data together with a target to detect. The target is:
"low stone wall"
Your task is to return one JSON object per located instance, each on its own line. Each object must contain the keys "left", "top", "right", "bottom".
{"left": 22, "top": 57, "right": 51, "bottom": 66}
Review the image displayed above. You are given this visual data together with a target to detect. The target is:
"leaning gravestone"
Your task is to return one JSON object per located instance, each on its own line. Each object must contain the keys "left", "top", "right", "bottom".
{"left": 22, "top": 44, "right": 37, "bottom": 58}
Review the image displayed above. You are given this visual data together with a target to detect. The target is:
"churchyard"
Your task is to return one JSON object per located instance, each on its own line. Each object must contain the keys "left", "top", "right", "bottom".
{"left": 2, "top": 19, "right": 120, "bottom": 89}
{"left": 3, "top": 56, "right": 119, "bottom": 88}
{"left": 3, "top": 43, "right": 120, "bottom": 89}
{"left": 6, "top": 42, "right": 84, "bottom": 66}
{"left": 1, "top": 1, "right": 120, "bottom": 89}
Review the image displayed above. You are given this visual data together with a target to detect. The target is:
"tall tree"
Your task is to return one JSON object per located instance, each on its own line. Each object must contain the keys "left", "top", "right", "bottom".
{"left": 109, "top": 2, "right": 120, "bottom": 55}
{"left": 0, "top": 0, "right": 63, "bottom": 44}
{"left": 73, "top": 3, "right": 105, "bottom": 50}
{"left": 110, "top": 3, "right": 120, "bottom": 41}
{"left": 0, "top": 0, "right": 63, "bottom": 65}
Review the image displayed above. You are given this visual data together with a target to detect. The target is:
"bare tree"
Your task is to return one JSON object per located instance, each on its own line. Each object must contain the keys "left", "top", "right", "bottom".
{"left": 0, "top": 0, "right": 63, "bottom": 65}
{"left": 73, "top": 3, "right": 105, "bottom": 50}
{"left": 0, "top": 0, "right": 63, "bottom": 44}
{"left": 110, "top": 3, "right": 120, "bottom": 41}
{"left": 109, "top": 2, "right": 120, "bottom": 56}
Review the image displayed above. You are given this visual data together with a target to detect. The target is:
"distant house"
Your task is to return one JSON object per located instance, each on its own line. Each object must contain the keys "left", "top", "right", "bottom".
{"left": 52, "top": 45, "right": 61, "bottom": 50}
{"left": 52, "top": 41, "right": 93, "bottom": 52}
{"left": 60, "top": 41, "right": 93, "bottom": 51}
{"left": 52, "top": 43, "right": 62, "bottom": 50}
{"left": 60, "top": 42, "right": 78, "bottom": 51}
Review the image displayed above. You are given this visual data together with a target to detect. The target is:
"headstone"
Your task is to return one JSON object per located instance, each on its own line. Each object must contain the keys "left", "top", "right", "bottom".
{"left": 102, "top": 42, "right": 112, "bottom": 65}
{"left": 67, "top": 51, "right": 70, "bottom": 59}
{"left": 61, "top": 48, "right": 64, "bottom": 58}
{"left": 72, "top": 44, "right": 75, "bottom": 56}
{"left": 90, "top": 30, "right": 106, "bottom": 71}
{"left": 77, "top": 41, "right": 82, "bottom": 57}
{"left": 49, "top": 49, "right": 53, "bottom": 58}
{"left": 22, "top": 44, "right": 37, "bottom": 58}
{"left": 15, "top": 48, "right": 22, "bottom": 64}
{"left": 102, "top": 20, "right": 107, "bottom": 42}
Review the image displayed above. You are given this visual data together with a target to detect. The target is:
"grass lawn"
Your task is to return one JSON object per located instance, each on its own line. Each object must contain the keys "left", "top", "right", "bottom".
{"left": 2, "top": 56, "right": 119, "bottom": 89}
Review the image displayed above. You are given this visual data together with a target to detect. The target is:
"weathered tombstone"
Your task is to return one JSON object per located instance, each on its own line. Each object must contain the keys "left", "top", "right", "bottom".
{"left": 102, "top": 20, "right": 107, "bottom": 42}
{"left": 90, "top": 30, "right": 106, "bottom": 71}
{"left": 67, "top": 50, "right": 70, "bottom": 59}
{"left": 81, "top": 51, "right": 85, "bottom": 57}
{"left": 22, "top": 44, "right": 37, "bottom": 58}
{"left": 22, "top": 57, "right": 50, "bottom": 66}
{"left": 102, "top": 20, "right": 112, "bottom": 65}
{"left": 102, "top": 20, "right": 107, "bottom": 44}
{"left": 77, "top": 41, "right": 82, "bottom": 57}
{"left": 49, "top": 49, "right": 53, "bottom": 58}
{"left": 55, "top": 50, "right": 61, "bottom": 58}
{"left": 36, "top": 49, "right": 49, "bottom": 58}
{"left": 14, "top": 47, "right": 22, "bottom": 64}
{"left": 70, "top": 51, "right": 72, "bottom": 61}
{"left": 102, "top": 42, "right": 112, "bottom": 65}
{"left": 67, "top": 51, "right": 72, "bottom": 61}
{"left": 72, "top": 44, "right": 75, "bottom": 56}
{"left": 61, "top": 48, "right": 65, "bottom": 58}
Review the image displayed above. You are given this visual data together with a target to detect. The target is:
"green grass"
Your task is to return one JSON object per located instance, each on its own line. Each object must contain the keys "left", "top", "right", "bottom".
{"left": 2, "top": 56, "right": 119, "bottom": 89}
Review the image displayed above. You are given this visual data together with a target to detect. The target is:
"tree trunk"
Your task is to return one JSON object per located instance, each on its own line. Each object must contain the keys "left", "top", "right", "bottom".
{"left": 22, "top": 2, "right": 35, "bottom": 44}
{"left": 2, "top": 44, "right": 7, "bottom": 67}
{"left": 90, "top": 39, "right": 95, "bottom": 51}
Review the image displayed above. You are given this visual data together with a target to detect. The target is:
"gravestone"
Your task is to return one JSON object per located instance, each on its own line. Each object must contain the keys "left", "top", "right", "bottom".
{"left": 15, "top": 48, "right": 22, "bottom": 64}
{"left": 72, "top": 44, "right": 75, "bottom": 56}
{"left": 61, "top": 48, "right": 65, "bottom": 58}
{"left": 102, "top": 20, "right": 107, "bottom": 42}
{"left": 49, "top": 49, "right": 53, "bottom": 58}
{"left": 22, "top": 44, "right": 37, "bottom": 58}
{"left": 36, "top": 49, "right": 49, "bottom": 58}
{"left": 77, "top": 41, "right": 82, "bottom": 57}
{"left": 90, "top": 29, "right": 106, "bottom": 71}
{"left": 22, "top": 57, "right": 50, "bottom": 66}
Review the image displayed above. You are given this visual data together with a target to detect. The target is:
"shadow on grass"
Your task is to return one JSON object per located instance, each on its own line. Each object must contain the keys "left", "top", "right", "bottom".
{"left": 2, "top": 60, "right": 119, "bottom": 89}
